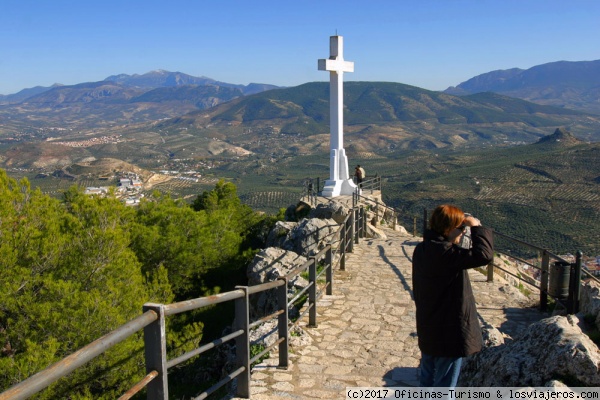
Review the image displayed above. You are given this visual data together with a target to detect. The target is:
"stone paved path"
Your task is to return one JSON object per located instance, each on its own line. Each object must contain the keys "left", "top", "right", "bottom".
{"left": 229, "top": 227, "right": 548, "bottom": 399}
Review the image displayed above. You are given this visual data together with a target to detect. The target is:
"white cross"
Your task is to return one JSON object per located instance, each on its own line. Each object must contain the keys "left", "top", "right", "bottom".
{"left": 318, "top": 35, "right": 357, "bottom": 197}
{"left": 318, "top": 37, "right": 355, "bottom": 74}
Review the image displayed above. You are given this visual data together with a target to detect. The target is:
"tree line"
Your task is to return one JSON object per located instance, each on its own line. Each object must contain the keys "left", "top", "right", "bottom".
{"left": 0, "top": 169, "right": 281, "bottom": 398}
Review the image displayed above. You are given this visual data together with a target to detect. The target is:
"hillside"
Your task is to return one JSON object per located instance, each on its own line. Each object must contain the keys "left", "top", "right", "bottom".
{"left": 0, "top": 80, "right": 598, "bottom": 257}
{"left": 1, "top": 121, "right": 598, "bottom": 257}
{"left": 378, "top": 137, "right": 599, "bottom": 255}
{"left": 445, "top": 60, "right": 600, "bottom": 115}
{"left": 1, "top": 81, "right": 599, "bottom": 174}
{"left": 152, "top": 81, "right": 600, "bottom": 156}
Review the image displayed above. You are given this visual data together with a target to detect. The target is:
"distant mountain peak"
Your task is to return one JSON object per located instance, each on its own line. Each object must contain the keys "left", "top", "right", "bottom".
{"left": 536, "top": 127, "right": 581, "bottom": 145}
{"left": 103, "top": 70, "right": 220, "bottom": 89}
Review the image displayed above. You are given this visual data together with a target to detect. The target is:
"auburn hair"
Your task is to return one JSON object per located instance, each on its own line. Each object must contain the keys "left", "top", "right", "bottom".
{"left": 429, "top": 204, "right": 465, "bottom": 238}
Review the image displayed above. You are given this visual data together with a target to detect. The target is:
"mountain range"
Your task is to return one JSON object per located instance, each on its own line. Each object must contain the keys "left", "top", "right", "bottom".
{"left": 149, "top": 81, "right": 599, "bottom": 156}
{"left": 444, "top": 59, "right": 600, "bottom": 115}
{"left": 1, "top": 65, "right": 599, "bottom": 171}
{"left": 0, "top": 63, "right": 598, "bottom": 255}
{"left": 0, "top": 70, "right": 278, "bottom": 102}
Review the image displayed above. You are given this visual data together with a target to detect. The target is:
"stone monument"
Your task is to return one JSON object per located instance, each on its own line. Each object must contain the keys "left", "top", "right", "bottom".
{"left": 318, "top": 35, "right": 357, "bottom": 197}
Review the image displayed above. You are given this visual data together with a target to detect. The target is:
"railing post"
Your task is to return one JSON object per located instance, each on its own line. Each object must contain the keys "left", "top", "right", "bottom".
{"left": 276, "top": 277, "right": 289, "bottom": 369}
{"left": 143, "top": 303, "right": 168, "bottom": 400}
{"left": 349, "top": 210, "right": 355, "bottom": 252}
{"left": 326, "top": 245, "right": 333, "bottom": 295}
{"left": 340, "top": 219, "right": 346, "bottom": 271}
{"left": 233, "top": 286, "right": 250, "bottom": 398}
{"left": 540, "top": 250, "right": 550, "bottom": 311}
{"left": 568, "top": 251, "right": 583, "bottom": 314}
{"left": 487, "top": 254, "right": 494, "bottom": 282}
{"left": 308, "top": 257, "right": 318, "bottom": 327}
{"left": 354, "top": 207, "right": 360, "bottom": 244}
{"left": 363, "top": 205, "right": 368, "bottom": 236}
{"left": 374, "top": 199, "right": 379, "bottom": 227}
{"left": 307, "top": 179, "right": 314, "bottom": 206}
{"left": 359, "top": 206, "right": 365, "bottom": 239}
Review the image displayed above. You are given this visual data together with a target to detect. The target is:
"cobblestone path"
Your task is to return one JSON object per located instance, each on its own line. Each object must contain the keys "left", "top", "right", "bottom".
{"left": 229, "top": 227, "right": 548, "bottom": 399}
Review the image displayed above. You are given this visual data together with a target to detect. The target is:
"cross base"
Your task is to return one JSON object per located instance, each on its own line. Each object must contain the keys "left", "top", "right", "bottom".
{"left": 322, "top": 178, "right": 357, "bottom": 197}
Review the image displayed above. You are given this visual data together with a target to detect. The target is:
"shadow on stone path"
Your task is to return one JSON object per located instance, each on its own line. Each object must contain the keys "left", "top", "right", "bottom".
{"left": 228, "top": 227, "right": 548, "bottom": 399}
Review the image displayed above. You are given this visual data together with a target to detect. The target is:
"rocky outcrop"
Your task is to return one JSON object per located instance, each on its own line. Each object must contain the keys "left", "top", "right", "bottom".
{"left": 307, "top": 202, "right": 351, "bottom": 225}
{"left": 264, "top": 221, "right": 298, "bottom": 250}
{"left": 246, "top": 247, "right": 309, "bottom": 318}
{"left": 580, "top": 280, "right": 600, "bottom": 331}
{"left": 536, "top": 127, "right": 582, "bottom": 146}
{"left": 460, "top": 315, "right": 600, "bottom": 386}
{"left": 247, "top": 197, "right": 409, "bottom": 357}
{"left": 265, "top": 218, "right": 339, "bottom": 257}
{"left": 366, "top": 223, "right": 387, "bottom": 239}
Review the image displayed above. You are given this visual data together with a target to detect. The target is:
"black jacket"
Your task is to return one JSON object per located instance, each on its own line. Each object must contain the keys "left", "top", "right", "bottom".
{"left": 412, "top": 226, "right": 494, "bottom": 357}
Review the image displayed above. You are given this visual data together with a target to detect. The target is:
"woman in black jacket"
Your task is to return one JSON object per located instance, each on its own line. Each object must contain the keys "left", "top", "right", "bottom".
{"left": 412, "top": 204, "right": 494, "bottom": 387}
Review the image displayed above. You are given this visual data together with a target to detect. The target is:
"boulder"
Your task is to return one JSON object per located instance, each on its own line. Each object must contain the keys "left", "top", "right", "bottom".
{"left": 479, "top": 315, "right": 505, "bottom": 348}
{"left": 459, "top": 315, "right": 600, "bottom": 386}
{"left": 246, "top": 247, "right": 309, "bottom": 318}
{"left": 267, "top": 217, "right": 339, "bottom": 257}
{"left": 366, "top": 223, "right": 387, "bottom": 240}
{"left": 284, "top": 202, "right": 311, "bottom": 222}
{"left": 395, "top": 225, "right": 409, "bottom": 234}
{"left": 265, "top": 221, "right": 298, "bottom": 249}
{"left": 580, "top": 280, "right": 600, "bottom": 331}
{"left": 308, "top": 201, "right": 351, "bottom": 224}
{"left": 247, "top": 247, "right": 308, "bottom": 287}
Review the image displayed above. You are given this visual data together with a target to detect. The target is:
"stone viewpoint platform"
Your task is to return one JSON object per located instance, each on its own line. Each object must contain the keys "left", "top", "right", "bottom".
{"left": 229, "top": 227, "right": 547, "bottom": 399}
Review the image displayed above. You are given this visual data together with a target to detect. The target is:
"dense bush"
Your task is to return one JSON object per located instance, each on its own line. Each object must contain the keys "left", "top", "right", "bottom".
{"left": 0, "top": 171, "right": 278, "bottom": 398}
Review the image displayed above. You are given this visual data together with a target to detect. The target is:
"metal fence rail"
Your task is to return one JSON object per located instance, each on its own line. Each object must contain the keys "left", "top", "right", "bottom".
{"left": 490, "top": 230, "right": 588, "bottom": 313}
{"left": 1, "top": 204, "right": 363, "bottom": 400}
{"left": 352, "top": 190, "right": 398, "bottom": 230}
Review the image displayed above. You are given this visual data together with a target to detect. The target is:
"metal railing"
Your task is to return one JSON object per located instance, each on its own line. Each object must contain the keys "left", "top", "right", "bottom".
{"left": 302, "top": 175, "right": 395, "bottom": 231}
{"left": 355, "top": 174, "right": 381, "bottom": 193}
{"left": 352, "top": 190, "right": 398, "bottom": 230}
{"left": 1, "top": 207, "right": 366, "bottom": 400}
{"left": 489, "top": 231, "right": 596, "bottom": 313}
{"left": 421, "top": 208, "right": 597, "bottom": 314}
{"left": 303, "top": 174, "right": 382, "bottom": 208}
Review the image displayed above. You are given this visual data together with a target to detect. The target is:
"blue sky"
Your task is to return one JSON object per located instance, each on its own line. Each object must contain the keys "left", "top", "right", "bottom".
{"left": 1, "top": 0, "right": 598, "bottom": 95}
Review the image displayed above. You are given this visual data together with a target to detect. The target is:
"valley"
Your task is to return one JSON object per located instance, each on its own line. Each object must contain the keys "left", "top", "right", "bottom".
{"left": 0, "top": 75, "right": 598, "bottom": 257}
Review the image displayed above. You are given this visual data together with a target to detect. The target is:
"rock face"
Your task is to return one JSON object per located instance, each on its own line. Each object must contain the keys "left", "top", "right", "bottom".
{"left": 460, "top": 315, "right": 600, "bottom": 386}
{"left": 265, "top": 218, "right": 339, "bottom": 257}
{"left": 246, "top": 247, "right": 309, "bottom": 318}
{"left": 246, "top": 197, "right": 406, "bottom": 357}
{"left": 580, "top": 280, "right": 600, "bottom": 331}
{"left": 265, "top": 221, "right": 298, "bottom": 250}
{"left": 308, "top": 202, "right": 351, "bottom": 225}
